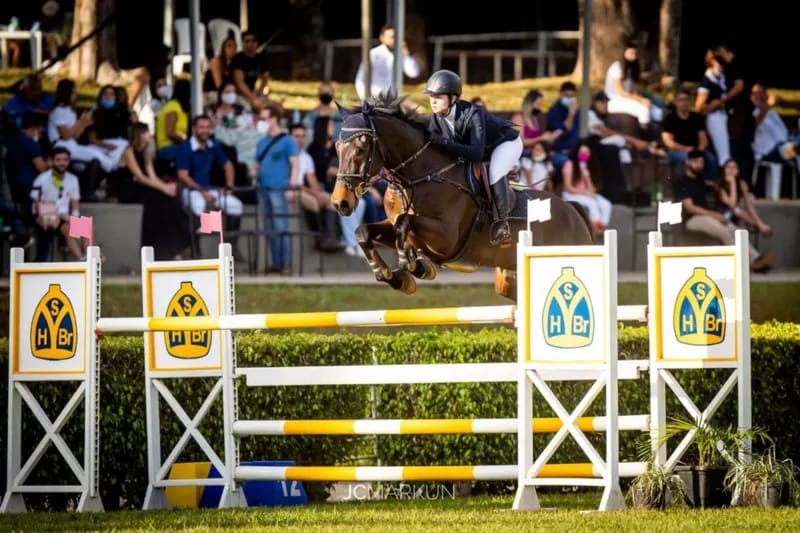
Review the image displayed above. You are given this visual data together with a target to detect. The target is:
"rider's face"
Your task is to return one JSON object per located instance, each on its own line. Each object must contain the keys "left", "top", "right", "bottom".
{"left": 429, "top": 94, "right": 451, "bottom": 115}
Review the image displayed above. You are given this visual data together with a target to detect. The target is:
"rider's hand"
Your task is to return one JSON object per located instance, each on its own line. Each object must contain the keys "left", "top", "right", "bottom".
{"left": 428, "top": 132, "right": 448, "bottom": 145}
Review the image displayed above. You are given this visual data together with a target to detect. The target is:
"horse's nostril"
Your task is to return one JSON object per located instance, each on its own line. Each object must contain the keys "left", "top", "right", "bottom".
{"left": 340, "top": 199, "right": 349, "bottom": 212}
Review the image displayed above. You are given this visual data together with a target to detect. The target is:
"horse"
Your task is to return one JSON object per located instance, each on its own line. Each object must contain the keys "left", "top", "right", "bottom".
{"left": 331, "top": 94, "right": 594, "bottom": 301}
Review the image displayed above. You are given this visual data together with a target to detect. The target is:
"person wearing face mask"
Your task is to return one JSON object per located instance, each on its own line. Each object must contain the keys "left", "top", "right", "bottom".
{"left": 545, "top": 81, "right": 582, "bottom": 168}
{"left": 695, "top": 50, "right": 731, "bottom": 166}
{"left": 213, "top": 82, "right": 248, "bottom": 129}
{"left": 302, "top": 82, "right": 343, "bottom": 148}
{"left": 605, "top": 43, "right": 663, "bottom": 129}
{"left": 559, "top": 143, "right": 612, "bottom": 234}
{"left": 423, "top": 69, "right": 521, "bottom": 247}
{"left": 88, "top": 84, "right": 132, "bottom": 175}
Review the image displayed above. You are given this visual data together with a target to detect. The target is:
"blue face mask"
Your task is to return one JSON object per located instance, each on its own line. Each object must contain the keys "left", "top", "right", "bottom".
{"left": 100, "top": 99, "right": 115, "bottom": 109}
{"left": 560, "top": 97, "right": 572, "bottom": 107}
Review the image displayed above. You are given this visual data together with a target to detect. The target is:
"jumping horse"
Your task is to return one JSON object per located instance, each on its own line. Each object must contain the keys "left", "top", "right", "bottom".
{"left": 332, "top": 94, "right": 594, "bottom": 301}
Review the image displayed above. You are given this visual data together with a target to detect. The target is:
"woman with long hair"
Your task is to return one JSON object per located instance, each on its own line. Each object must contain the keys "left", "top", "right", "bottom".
{"left": 204, "top": 36, "right": 237, "bottom": 94}
{"left": 716, "top": 159, "right": 773, "bottom": 237}
{"left": 559, "top": 142, "right": 612, "bottom": 233}
{"left": 520, "top": 89, "right": 558, "bottom": 151}
{"left": 118, "top": 122, "right": 192, "bottom": 259}
{"left": 604, "top": 42, "right": 663, "bottom": 128}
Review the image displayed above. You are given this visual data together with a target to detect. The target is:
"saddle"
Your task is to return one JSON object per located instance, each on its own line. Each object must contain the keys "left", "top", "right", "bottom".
{"left": 466, "top": 161, "right": 517, "bottom": 219}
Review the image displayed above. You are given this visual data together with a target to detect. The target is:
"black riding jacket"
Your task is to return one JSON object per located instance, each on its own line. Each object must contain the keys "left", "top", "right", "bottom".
{"left": 427, "top": 100, "right": 519, "bottom": 161}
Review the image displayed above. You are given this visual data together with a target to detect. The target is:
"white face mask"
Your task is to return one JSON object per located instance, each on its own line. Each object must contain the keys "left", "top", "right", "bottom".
{"left": 221, "top": 92, "right": 237, "bottom": 105}
{"left": 156, "top": 85, "right": 173, "bottom": 100}
{"left": 533, "top": 153, "right": 547, "bottom": 163}
{"left": 256, "top": 120, "right": 269, "bottom": 135}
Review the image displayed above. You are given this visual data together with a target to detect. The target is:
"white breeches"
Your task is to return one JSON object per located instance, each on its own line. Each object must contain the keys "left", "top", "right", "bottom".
{"left": 706, "top": 110, "right": 731, "bottom": 164}
{"left": 183, "top": 189, "right": 244, "bottom": 217}
{"left": 561, "top": 191, "right": 613, "bottom": 225}
{"left": 489, "top": 136, "right": 523, "bottom": 185}
{"left": 607, "top": 97, "right": 663, "bottom": 126}
{"left": 55, "top": 138, "right": 128, "bottom": 173}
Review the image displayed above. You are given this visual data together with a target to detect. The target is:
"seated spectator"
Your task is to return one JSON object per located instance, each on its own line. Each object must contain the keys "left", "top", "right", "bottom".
{"left": 2, "top": 75, "right": 54, "bottom": 128}
{"left": 604, "top": 42, "right": 663, "bottom": 129}
{"left": 715, "top": 159, "right": 773, "bottom": 237}
{"left": 211, "top": 81, "right": 252, "bottom": 130}
{"left": 29, "top": 147, "right": 85, "bottom": 261}
{"left": 302, "top": 83, "right": 343, "bottom": 147}
{"left": 560, "top": 143, "right": 612, "bottom": 233}
{"left": 661, "top": 88, "right": 717, "bottom": 178}
{"left": 545, "top": 81, "right": 581, "bottom": 167}
{"left": 118, "top": 123, "right": 191, "bottom": 260}
{"left": 155, "top": 78, "right": 191, "bottom": 161}
{"left": 672, "top": 150, "right": 774, "bottom": 273}
{"left": 203, "top": 36, "right": 237, "bottom": 100}
{"left": 87, "top": 84, "right": 131, "bottom": 171}
{"left": 588, "top": 91, "right": 664, "bottom": 164}
{"left": 176, "top": 115, "right": 244, "bottom": 259}
{"left": 518, "top": 140, "right": 553, "bottom": 191}
{"left": 231, "top": 30, "right": 270, "bottom": 111}
{"left": 4, "top": 112, "right": 48, "bottom": 223}
{"left": 750, "top": 83, "right": 800, "bottom": 165}
{"left": 520, "top": 89, "right": 558, "bottom": 155}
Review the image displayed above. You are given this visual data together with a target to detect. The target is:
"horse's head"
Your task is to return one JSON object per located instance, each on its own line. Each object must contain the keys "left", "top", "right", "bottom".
{"left": 332, "top": 94, "right": 430, "bottom": 216}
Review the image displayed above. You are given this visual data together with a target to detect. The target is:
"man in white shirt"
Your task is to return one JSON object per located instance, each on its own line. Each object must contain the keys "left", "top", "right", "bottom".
{"left": 354, "top": 25, "right": 420, "bottom": 101}
{"left": 750, "top": 83, "right": 800, "bottom": 199}
{"left": 30, "top": 147, "right": 85, "bottom": 261}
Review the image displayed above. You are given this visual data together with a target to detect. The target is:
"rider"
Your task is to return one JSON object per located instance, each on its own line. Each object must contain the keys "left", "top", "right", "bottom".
{"left": 423, "top": 69, "right": 522, "bottom": 247}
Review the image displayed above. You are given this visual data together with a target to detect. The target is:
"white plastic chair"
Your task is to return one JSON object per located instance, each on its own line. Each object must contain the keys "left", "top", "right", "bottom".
{"left": 207, "top": 18, "right": 241, "bottom": 56}
{"left": 172, "top": 18, "right": 207, "bottom": 76}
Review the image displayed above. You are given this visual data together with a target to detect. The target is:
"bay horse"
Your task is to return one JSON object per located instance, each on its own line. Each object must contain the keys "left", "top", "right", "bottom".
{"left": 331, "top": 94, "right": 594, "bottom": 301}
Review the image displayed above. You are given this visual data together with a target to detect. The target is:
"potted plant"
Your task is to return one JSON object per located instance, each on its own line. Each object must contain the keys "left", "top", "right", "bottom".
{"left": 657, "top": 417, "right": 769, "bottom": 509}
{"left": 725, "top": 446, "right": 799, "bottom": 508}
{"left": 628, "top": 461, "right": 686, "bottom": 510}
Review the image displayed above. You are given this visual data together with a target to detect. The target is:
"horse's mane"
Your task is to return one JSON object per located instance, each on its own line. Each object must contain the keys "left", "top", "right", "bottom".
{"left": 355, "top": 91, "right": 430, "bottom": 132}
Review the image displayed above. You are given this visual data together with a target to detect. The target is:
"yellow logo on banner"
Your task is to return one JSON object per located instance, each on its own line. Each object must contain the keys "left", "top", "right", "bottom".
{"left": 164, "top": 281, "right": 211, "bottom": 359}
{"left": 30, "top": 284, "right": 78, "bottom": 360}
{"left": 673, "top": 267, "right": 726, "bottom": 345}
{"left": 543, "top": 267, "right": 594, "bottom": 348}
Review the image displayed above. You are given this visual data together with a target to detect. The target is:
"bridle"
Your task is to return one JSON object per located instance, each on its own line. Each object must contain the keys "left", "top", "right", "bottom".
{"left": 336, "top": 113, "right": 431, "bottom": 197}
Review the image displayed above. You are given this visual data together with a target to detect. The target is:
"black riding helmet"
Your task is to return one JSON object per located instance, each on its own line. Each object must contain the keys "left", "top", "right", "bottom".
{"left": 422, "top": 69, "right": 462, "bottom": 97}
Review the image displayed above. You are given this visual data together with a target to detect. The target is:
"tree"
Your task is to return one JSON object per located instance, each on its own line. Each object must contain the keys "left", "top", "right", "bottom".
{"left": 289, "top": 0, "right": 325, "bottom": 80}
{"left": 572, "top": 0, "right": 635, "bottom": 84}
{"left": 659, "top": 0, "right": 683, "bottom": 79}
{"left": 67, "top": 0, "right": 98, "bottom": 81}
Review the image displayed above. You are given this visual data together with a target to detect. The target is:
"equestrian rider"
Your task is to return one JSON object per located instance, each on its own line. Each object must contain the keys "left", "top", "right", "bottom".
{"left": 423, "top": 69, "right": 522, "bottom": 247}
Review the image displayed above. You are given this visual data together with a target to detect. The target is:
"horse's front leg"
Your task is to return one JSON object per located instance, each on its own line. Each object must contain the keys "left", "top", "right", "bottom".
{"left": 356, "top": 220, "right": 416, "bottom": 294}
{"left": 394, "top": 213, "right": 415, "bottom": 273}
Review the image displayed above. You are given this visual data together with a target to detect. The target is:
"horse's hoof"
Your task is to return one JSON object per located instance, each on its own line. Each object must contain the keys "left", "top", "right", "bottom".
{"left": 412, "top": 256, "right": 438, "bottom": 280}
{"left": 392, "top": 269, "right": 417, "bottom": 294}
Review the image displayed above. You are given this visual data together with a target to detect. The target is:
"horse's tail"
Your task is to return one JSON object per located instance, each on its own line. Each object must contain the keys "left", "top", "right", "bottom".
{"left": 567, "top": 201, "right": 593, "bottom": 236}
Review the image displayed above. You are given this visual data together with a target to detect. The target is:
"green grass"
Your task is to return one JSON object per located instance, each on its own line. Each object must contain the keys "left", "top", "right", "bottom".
{"left": 0, "top": 494, "right": 799, "bottom": 532}
{"left": 0, "top": 282, "right": 796, "bottom": 338}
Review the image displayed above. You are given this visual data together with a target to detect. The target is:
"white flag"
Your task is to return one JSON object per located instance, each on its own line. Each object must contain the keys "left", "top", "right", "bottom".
{"left": 657, "top": 201, "right": 683, "bottom": 226}
{"left": 527, "top": 198, "right": 552, "bottom": 226}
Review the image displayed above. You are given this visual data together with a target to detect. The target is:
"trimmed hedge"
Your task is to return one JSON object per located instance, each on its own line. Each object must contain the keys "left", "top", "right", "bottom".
{"left": 0, "top": 322, "right": 798, "bottom": 509}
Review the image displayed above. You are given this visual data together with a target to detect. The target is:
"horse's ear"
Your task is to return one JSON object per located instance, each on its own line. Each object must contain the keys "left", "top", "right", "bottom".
{"left": 335, "top": 101, "right": 350, "bottom": 120}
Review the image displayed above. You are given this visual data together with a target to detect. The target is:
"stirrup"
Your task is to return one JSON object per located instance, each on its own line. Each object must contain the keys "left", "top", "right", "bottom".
{"left": 490, "top": 220, "right": 512, "bottom": 247}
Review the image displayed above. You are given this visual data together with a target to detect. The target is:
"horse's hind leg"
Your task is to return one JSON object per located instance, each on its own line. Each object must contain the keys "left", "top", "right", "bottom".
{"left": 357, "top": 221, "right": 416, "bottom": 294}
{"left": 494, "top": 267, "right": 517, "bottom": 301}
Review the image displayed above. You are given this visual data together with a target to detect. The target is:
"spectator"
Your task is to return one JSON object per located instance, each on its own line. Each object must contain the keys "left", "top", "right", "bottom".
{"left": 715, "top": 158, "right": 773, "bottom": 238}
{"left": 545, "top": 81, "right": 581, "bottom": 167}
{"left": 29, "top": 147, "right": 84, "bottom": 261}
{"left": 4, "top": 112, "right": 48, "bottom": 223}
{"left": 520, "top": 89, "right": 558, "bottom": 154}
{"left": 750, "top": 83, "right": 800, "bottom": 164}
{"left": 2, "top": 75, "right": 54, "bottom": 128}
{"left": 354, "top": 24, "right": 420, "bottom": 101}
{"left": 155, "top": 78, "right": 191, "bottom": 160}
{"left": 211, "top": 81, "right": 250, "bottom": 130}
{"left": 231, "top": 30, "right": 270, "bottom": 111}
{"left": 604, "top": 42, "right": 663, "bottom": 128}
{"left": 520, "top": 140, "right": 554, "bottom": 192}
{"left": 117, "top": 123, "right": 191, "bottom": 260}
{"left": 204, "top": 36, "right": 237, "bottom": 97}
{"left": 252, "top": 103, "right": 299, "bottom": 274}
{"left": 176, "top": 115, "right": 244, "bottom": 259}
{"left": 661, "top": 88, "right": 717, "bottom": 177}
{"left": 559, "top": 143, "right": 612, "bottom": 233}
{"left": 87, "top": 84, "right": 131, "bottom": 170}
{"left": 672, "top": 150, "right": 774, "bottom": 273}
{"left": 714, "top": 44, "right": 754, "bottom": 178}
{"left": 695, "top": 50, "right": 731, "bottom": 166}
{"left": 302, "top": 82, "right": 343, "bottom": 147}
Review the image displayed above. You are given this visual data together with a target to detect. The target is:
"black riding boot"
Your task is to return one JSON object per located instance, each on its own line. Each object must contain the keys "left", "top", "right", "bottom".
{"left": 489, "top": 179, "right": 512, "bottom": 247}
